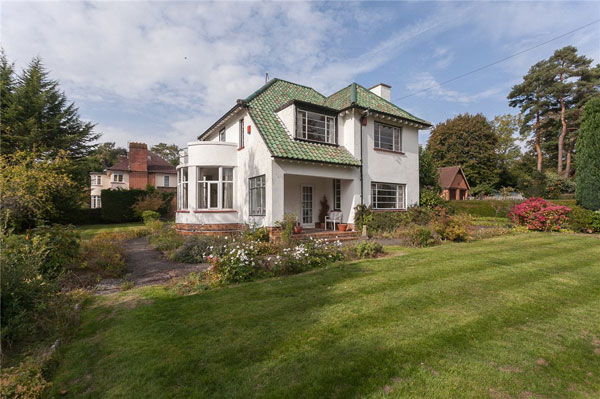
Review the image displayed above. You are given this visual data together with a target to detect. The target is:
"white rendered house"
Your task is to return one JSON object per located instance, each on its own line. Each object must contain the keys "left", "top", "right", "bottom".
{"left": 176, "top": 79, "right": 430, "bottom": 234}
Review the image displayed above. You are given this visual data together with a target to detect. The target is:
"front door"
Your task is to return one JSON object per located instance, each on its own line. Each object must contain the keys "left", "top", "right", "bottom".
{"left": 301, "top": 185, "right": 314, "bottom": 227}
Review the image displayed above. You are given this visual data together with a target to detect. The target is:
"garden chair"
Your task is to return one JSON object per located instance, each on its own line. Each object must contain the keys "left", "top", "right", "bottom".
{"left": 325, "top": 211, "right": 342, "bottom": 230}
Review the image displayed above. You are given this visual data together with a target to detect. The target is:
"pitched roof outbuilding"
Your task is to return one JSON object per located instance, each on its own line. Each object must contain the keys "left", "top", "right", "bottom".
{"left": 437, "top": 166, "right": 470, "bottom": 190}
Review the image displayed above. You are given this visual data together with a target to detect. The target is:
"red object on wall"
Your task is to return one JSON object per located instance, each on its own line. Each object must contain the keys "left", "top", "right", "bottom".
{"left": 247, "top": 125, "right": 251, "bottom": 134}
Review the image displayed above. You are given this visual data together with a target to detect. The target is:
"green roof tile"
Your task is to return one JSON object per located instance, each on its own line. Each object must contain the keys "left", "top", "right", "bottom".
{"left": 240, "top": 78, "right": 429, "bottom": 166}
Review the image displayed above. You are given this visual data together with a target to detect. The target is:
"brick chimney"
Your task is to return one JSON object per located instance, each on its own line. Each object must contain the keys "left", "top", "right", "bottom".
{"left": 128, "top": 142, "right": 148, "bottom": 189}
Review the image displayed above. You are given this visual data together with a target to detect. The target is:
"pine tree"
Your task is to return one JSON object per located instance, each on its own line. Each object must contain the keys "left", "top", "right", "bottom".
{"left": 150, "top": 143, "right": 180, "bottom": 166}
{"left": 508, "top": 60, "right": 553, "bottom": 173}
{"left": 426, "top": 113, "right": 499, "bottom": 188}
{"left": 575, "top": 96, "right": 600, "bottom": 210}
{"left": 545, "top": 46, "right": 596, "bottom": 176}
{"left": 0, "top": 50, "right": 16, "bottom": 146}
{"left": 1, "top": 56, "right": 99, "bottom": 158}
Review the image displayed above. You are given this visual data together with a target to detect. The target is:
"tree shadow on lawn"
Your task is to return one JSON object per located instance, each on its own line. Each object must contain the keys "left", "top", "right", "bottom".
{"left": 49, "top": 236, "right": 600, "bottom": 398}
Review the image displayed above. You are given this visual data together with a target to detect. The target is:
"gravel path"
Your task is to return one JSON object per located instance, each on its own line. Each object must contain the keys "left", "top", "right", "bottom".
{"left": 95, "top": 237, "right": 208, "bottom": 295}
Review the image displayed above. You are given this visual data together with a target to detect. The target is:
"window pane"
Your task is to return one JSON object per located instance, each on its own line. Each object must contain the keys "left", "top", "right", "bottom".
{"left": 198, "top": 183, "right": 208, "bottom": 208}
{"left": 209, "top": 182, "right": 218, "bottom": 208}
{"left": 222, "top": 168, "right": 233, "bottom": 182}
{"left": 182, "top": 183, "right": 188, "bottom": 209}
{"left": 222, "top": 182, "right": 233, "bottom": 209}
{"left": 198, "top": 167, "right": 218, "bottom": 181}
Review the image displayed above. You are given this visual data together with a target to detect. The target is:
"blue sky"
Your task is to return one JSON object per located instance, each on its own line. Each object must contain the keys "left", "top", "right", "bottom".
{"left": 3, "top": 1, "right": 599, "bottom": 148}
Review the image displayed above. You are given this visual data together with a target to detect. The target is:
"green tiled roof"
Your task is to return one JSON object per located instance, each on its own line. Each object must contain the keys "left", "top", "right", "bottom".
{"left": 223, "top": 78, "right": 429, "bottom": 166}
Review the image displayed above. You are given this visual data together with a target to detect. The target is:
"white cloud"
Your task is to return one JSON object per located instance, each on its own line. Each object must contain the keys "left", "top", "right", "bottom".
{"left": 407, "top": 72, "right": 505, "bottom": 104}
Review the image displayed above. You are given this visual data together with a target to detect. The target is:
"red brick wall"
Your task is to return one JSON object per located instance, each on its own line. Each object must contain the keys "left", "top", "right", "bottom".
{"left": 128, "top": 142, "right": 148, "bottom": 189}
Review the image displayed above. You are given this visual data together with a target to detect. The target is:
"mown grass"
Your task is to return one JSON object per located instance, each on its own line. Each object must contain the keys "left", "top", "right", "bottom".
{"left": 48, "top": 233, "right": 600, "bottom": 398}
{"left": 74, "top": 222, "right": 145, "bottom": 240}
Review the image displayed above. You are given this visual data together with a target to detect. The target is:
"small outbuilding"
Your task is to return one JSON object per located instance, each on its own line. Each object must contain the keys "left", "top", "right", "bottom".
{"left": 437, "top": 166, "right": 470, "bottom": 200}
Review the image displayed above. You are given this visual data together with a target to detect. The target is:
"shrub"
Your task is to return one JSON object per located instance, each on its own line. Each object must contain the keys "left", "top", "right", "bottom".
{"left": 275, "top": 239, "right": 344, "bottom": 275}
{"left": 30, "top": 224, "right": 80, "bottom": 276}
{"left": 275, "top": 213, "right": 297, "bottom": 244}
{"left": 100, "top": 188, "right": 146, "bottom": 223}
{"left": 0, "top": 232, "right": 57, "bottom": 348}
{"left": 171, "top": 235, "right": 227, "bottom": 263}
{"left": 567, "top": 206, "right": 600, "bottom": 233}
{"left": 204, "top": 241, "right": 264, "bottom": 284}
{"left": 244, "top": 226, "right": 270, "bottom": 243}
{"left": 509, "top": 197, "right": 571, "bottom": 232}
{"left": 407, "top": 225, "right": 440, "bottom": 247}
{"left": 544, "top": 171, "right": 576, "bottom": 199}
{"left": 0, "top": 358, "right": 51, "bottom": 399}
{"left": 148, "top": 223, "right": 184, "bottom": 252}
{"left": 80, "top": 232, "right": 127, "bottom": 277}
{"left": 354, "top": 241, "right": 384, "bottom": 258}
{"left": 576, "top": 96, "right": 600, "bottom": 210}
{"left": 133, "top": 192, "right": 166, "bottom": 218}
{"left": 420, "top": 189, "right": 447, "bottom": 209}
{"left": 62, "top": 208, "right": 104, "bottom": 225}
{"left": 432, "top": 211, "right": 473, "bottom": 242}
{"left": 142, "top": 210, "right": 161, "bottom": 224}
{"left": 449, "top": 200, "right": 520, "bottom": 218}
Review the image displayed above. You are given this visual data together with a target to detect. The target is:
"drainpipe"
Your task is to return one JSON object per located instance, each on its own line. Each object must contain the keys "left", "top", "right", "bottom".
{"left": 359, "top": 110, "right": 369, "bottom": 205}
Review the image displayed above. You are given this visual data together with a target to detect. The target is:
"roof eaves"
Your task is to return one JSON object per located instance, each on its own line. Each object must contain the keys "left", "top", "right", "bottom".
{"left": 198, "top": 101, "right": 247, "bottom": 140}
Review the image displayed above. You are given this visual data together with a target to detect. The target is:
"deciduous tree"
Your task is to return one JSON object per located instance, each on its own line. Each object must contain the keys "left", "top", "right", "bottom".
{"left": 151, "top": 143, "right": 180, "bottom": 166}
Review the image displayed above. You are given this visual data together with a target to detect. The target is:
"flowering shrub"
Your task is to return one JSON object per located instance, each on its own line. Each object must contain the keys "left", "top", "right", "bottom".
{"left": 204, "top": 240, "right": 266, "bottom": 284}
{"left": 275, "top": 238, "right": 344, "bottom": 274}
{"left": 509, "top": 197, "right": 571, "bottom": 231}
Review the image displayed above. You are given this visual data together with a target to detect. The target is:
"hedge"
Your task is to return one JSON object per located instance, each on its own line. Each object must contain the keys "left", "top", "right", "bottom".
{"left": 61, "top": 208, "right": 104, "bottom": 225}
{"left": 100, "top": 189, "right": 146, "bottom": 223}
{"left": 450, "top": 199, "right": 577, "bottom": 218}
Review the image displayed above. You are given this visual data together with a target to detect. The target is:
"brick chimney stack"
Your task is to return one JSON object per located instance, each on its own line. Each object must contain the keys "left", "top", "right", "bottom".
{"left": 128, "top": 142, "right": 149, "bottom": 189}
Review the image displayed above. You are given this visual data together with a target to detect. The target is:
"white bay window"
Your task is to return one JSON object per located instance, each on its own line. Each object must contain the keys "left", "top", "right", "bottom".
{"left": 197, "top": 167, "right": 234, "bottom": 210}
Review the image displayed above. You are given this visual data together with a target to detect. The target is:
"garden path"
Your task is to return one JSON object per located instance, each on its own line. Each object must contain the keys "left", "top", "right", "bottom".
{"left": 95, "top": 237, "right": 208, "bottom": 295}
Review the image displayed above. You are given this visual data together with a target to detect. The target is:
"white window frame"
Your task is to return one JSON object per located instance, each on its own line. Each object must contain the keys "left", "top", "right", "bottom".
{"left": 112, "top": 173, "right": 124, "bottom": 183}
{"left": 296, "top": 109, "right": 336, "bottom": 145}
{"left": 219, "top": 128, "right": 226, "bottom": 142}
{"left": 371, "top": 182, "right": 406, "bottom": 210}
{"left": 333, "top": 179, "right": 341, "bottom": 211}
{"left": 374, "top": 121, "right": 402, "bottom": 152}
{"left": 249, "top": 175, "right": 266, "bottom": 216}
{"left": 163, "top": 175, "right": 170, "bottom": 187}
{"left": 197, "top": 166, "right": 234, "bottom": 210}
{"left": 91, "top": 175, "right": 102, "bottom": 185}
{"left": 91, "top": 195, "right": 101, "bottom": 209}
{"left": 177, "top": 168, "right": 188, "bottom": 210}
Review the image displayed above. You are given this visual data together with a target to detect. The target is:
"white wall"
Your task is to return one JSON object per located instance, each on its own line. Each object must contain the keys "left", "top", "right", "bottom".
{"left": 154, "top": 173, "right": 177, "bottom": 188}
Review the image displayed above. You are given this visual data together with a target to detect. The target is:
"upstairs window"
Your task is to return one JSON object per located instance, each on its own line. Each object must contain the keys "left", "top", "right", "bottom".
{"left": 371, "top": 182, "right": 406, "bottom": 210}
{"left": 374, "top": 122, "right": 402, "bottom": 152}
{"left": 112, "top": 173, "right": 124, "bottom": 183}
{"left": 296, "top": 109, "right": 336, "bottom": 144}
{"left": 163, "top": 175, "right": 170, "bottom": 187}
{"left": 197, "top": 167, "right": 234, "bottom": 210}
{"left": 177, "top": 168, "right": 188, "bottom": 210}
{"left": 219, "top": 128, "right": 226, "bottom": 142}
{"left": 91, "top": 175, "right": 102, "bottom": 185}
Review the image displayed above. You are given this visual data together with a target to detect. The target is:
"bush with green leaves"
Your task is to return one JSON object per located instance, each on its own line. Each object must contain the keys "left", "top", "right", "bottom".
{"left": 353, "top": 241, "right": 384, "bottom": 258}
{"left": 148, "top": 222, "right": 184, "bottom": 252}
{"left": 142, "top": 210, "right": 161, "bottom": 224}
{"left": 244, "top": 226, "right": 270, "bottom": 242}
{"left": 81, "top": 232, "right": 127, "bottom": 277}
{"left": 432, "top": 211, "right": 473, "bottom": 242}
{"left": 576, "top": 97, "right": 600, "bottom": 210}
{"left": 171, "top": 235, "right": 228, "bottom": 263}
{"left": 567, "top": 206, "right": 600, "bottom": 233}
{"left": 406, "top": 225, "right": 440, "bottom": 247}
{"left": 31, "top": 224, "right": 81, "bottom": 276}
{"left": 420, "top": 189, "right": 447, "bottom": 209}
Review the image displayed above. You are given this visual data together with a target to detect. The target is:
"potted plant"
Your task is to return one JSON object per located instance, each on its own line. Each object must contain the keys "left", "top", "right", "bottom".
{"left": 293, "top": 223, "right": 303, "bottom": 234}
{"left": 317, "top": 195, "right": 330, "bottom": 229}
{"left": 337, "top": 223, "right": 348, "bottom": 231}
{"left": 276, "top": 213, "right": 298, "bottom": 243}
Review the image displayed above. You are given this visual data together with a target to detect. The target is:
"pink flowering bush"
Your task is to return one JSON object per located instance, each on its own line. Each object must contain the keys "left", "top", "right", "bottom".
{"left": 509, "top": 198, "right": 571, "bottom": 232}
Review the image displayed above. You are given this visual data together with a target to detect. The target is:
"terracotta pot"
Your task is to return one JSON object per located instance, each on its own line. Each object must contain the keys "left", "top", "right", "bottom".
{"left": 293, "top": 226, "right": 303, "bottom": 234}
{"left": 337, "top": 224, "right": 348, "bottom": 232}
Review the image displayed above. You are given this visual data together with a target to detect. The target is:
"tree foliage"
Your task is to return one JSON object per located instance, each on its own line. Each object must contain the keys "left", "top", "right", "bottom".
{"left": 491, "top": 114, "right": 522, "bottom": 187}
{"left": 0, "top": 55, "right": 99, "bottom": 158}
{"left": 418, "top": 146, "right": 438, "bottom": 190}
{"left": 151, "top": 143, "right": 180, "bottom": 166}
{"left": 88, "top": 142, "right": 127, "bottom": 171}
{"left": 575, "top": 96, "right": 600, "bottom": 210}
{"left": 426, "top": 113, "right": 499, "bottom": 188}
{"left": 0, "top": 150, "right": 77, "bottom": 231}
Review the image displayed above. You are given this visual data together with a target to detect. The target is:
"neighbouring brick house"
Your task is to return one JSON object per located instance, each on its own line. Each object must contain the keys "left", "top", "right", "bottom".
{"left": 90, "top": 142, "right": 177, "bottom": 208}
{"left": 437, "top": 166, "right": 470, "bottom": 200}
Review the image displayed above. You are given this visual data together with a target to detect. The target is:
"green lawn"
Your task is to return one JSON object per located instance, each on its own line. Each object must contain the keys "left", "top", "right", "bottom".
{"left": 49, "top": 234, "right": 600, "bottom": 398}
{"left": 74, "top": 222, "right": 145, "bottom": 239}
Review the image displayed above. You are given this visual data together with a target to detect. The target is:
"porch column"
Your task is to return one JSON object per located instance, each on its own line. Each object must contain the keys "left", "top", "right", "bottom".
{"left": 269, "top": 162, "right": 285, "bottom": 226}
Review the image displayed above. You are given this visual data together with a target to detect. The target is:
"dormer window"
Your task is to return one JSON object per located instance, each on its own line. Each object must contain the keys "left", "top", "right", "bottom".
{"left": 296, "top": 109, "right": 336, "bottom": 145}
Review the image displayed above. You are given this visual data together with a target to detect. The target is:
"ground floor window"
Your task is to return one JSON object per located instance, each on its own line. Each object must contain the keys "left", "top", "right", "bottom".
{"left": 249, "top": 175, "right": 266, "bottom": 216}
{"left": 371, "top": 182, "right": 406, "bottom": 209}
{"left": 91, "top": 195, "right": 101, "bottom": 209}
{"left": 178, "top": 168, "right": 188, "bottom": 210}
{"left": 197, "top": 167, "right": 233, "bottom": 210}
{"left": 333, "top": 179, "right": 341, "bottom": 211}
